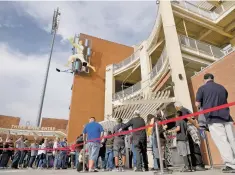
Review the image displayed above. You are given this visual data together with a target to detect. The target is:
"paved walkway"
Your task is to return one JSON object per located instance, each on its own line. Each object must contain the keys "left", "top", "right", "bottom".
{"left": 0, "top": 169, "right": 226, "bottom": 175}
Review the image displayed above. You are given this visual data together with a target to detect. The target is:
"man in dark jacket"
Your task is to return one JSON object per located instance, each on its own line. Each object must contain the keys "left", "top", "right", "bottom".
{"left": 119, "top": 110, "right": 148, "bottom": 172}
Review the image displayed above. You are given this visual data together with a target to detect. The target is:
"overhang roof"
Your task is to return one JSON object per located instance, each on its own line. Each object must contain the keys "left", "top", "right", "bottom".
{"left": 0, "top": 128, "right": 67, "bottom": 137}
{"left": 112, "top": 90, "right": 175, "bottom": 121}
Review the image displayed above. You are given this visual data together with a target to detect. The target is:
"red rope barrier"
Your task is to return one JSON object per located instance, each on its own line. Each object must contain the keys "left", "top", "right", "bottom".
{"left": 0, "top": 102, "right": 234, "bottom": 151}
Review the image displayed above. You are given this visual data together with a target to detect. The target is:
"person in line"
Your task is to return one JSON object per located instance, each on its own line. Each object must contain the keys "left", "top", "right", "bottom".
{"left": 59, "top": 137, "right": 68, "bottom": 169}
{"left": 11, "top": 135, "right": 24, "bottom": 169}
{"left": 38, "top": 138, "right": 47, "bottom": 169}
{"left": 46, "top": 139, "right": 54, "bottom": 168}
{"left": 196, "top": 73, "right": 235, "bottom": 173}
{"left": 174, "top": 102, "right": 205, "bottom": 171}
{"left": 130, "top": 133, "right": 137, "bottom": 170}
{"left": 0, "top": 136, "right": 11, "bottom": 168}
{"left": 104, "top": 130, "right": 114, "bottom": 171}
{"left": 147, "top": 114, "right": 159, "bottom": 171}
{"left": 75, "top": 134, "right": 84, "bottom": 169}
{"left": 113, "top": 118, "right": 127, "bottom": 172}
{"left": 28, "top": 138, "right": 38, "bottom": 169}
{"left": 7, "top": 137, "right": 14, "bottom": 167}
{"left": 119, "top": 110, "right": 149, "bottom": 172}
{"left": 83, "top": 117, "right": 104, "bottom": 172}
{"left": 169, "top": 111, "right": 192, "bottom": 172}
{"left": 21, "top": 139, "right": 31, "bottom": 168}
{"left": 53, "top": 137, "right": 61, "bottom": 169}
{"left": 152, "top": 113, "right": 171, "bottom": 171}
{"left": 95, "top": 140, "right": 106, "bottom": 171}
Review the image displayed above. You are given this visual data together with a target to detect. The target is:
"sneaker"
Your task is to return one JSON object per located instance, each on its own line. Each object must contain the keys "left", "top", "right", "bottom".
{"left": 119, "top": 167, "right": 125, "bottom": 172}
{"left": 101, "top": 169, "right": 105, "bottom": 172}
{"left": 135, "top": 169, "right": 143, "bottom": 172}
{"left": 89, "top": 168, "right": 99, "bottom": 172}
{"left": 196, "top": 166, "right": 206, "bottom": 171}
{"left": 222, "top": 166, "right": 235, "bottom": 173}
{"left": 180, "top": 166, "right": 192, "bottom": 172}
{"left": 112, "top": 168, "right": 119, "bottom": 172}
{"left": 133, "top": 167, "right": 137, "bottom": 171}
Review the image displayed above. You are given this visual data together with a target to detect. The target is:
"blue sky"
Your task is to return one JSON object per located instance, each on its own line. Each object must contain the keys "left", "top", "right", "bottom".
{"left": 0, "top": 1, "right": 156, "bottom": 126}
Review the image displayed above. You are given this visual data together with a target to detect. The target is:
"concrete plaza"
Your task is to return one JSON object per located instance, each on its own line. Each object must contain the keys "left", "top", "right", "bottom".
{"left": 0, "top": 169, "right": 227, "bottom": 175}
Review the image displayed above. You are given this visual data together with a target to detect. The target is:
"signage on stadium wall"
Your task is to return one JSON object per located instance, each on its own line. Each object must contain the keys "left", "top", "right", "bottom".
{"left": 11, "top": 125, "right": 56, "bottom": 131}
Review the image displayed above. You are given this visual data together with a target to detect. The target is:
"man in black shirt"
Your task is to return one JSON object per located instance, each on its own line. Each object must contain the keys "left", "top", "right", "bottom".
{"left": 119, "top": 110, "right": 148, "bottom": 172}
{"left": 196, "top": 73, "right": 235, "bottom": 173}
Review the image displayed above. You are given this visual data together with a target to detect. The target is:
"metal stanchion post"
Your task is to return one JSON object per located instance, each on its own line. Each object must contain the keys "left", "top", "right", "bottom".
{"left": 82, "top": 142, "right": 86, "bottom": 172}
{"left": 204, "top": 130, "right": 213, "bottom": 169}
{"left": 155, "top": 122, "right": 164, "bottom": 175}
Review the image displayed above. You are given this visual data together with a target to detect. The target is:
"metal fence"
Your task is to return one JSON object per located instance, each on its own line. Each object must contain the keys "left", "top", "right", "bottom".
{"left": 171, "top": 0, "right": 218, "bottom": 20}
{"left": 171, "top": 0, "right": 235, "bottom": 21}
{"left": 113, "top": 50, "right": 140, "bottom": 72}
{"left": 178, "top": 34, "right": 225, "bottom": 59}
{"left": 150, "top": 47, "right": 167, "bottom": 80}
{"left": 112, "top": 81, "right": 141, "bottom": 101}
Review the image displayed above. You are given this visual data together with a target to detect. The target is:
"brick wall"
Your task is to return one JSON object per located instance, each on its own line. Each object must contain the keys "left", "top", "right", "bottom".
{"left": 67, "top": 33, "right": 134, "bottom": 142}
{"left": 41, "top": 118, "right": 68, "bottom": 130}
{"left": 190, "top": 51, "right": 235, "bottom": 165}
{"left": 0, "top": 115, "right": 20, "bottom": 128}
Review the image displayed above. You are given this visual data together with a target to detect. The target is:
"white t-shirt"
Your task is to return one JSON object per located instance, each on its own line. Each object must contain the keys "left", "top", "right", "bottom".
{"left": 38, "top": 143, "right": 46, "bottom": 155}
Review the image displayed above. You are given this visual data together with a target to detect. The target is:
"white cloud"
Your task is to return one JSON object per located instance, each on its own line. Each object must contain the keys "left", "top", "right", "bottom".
{"left": 15, "top": 1, "right": 156, "bottom": 45}
{"left": 0, "top": 43, "right": 73, "bottom": 125}
{"left": 0, "top": 1, "right": 157, "bottom": 126}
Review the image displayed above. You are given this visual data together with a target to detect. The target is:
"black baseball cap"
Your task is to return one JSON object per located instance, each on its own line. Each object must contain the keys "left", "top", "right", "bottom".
{"left": 204, "top": 73, "right": 214, "bottom": 80}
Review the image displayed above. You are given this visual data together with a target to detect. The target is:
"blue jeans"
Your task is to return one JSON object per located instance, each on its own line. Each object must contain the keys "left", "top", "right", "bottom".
{"left": 75, "top": 151, "right": 79, "bottom": 168}
{"left": 132, "top": 144, "right": 137, "bottom": 167}
{"left": 132, "top": 144, "right": 144, "bottom": 168}
{"left": 151, "top": 135, "right": 159, "bottom": 169}
{"left": 39, "top": 154, "right": 47, "bottom": 168}
{"left": 58, "top": 152, "right": 67, "bottom": 169}
{"left": 54, "top": 153, "right": 60, "bottom": 168}
{"left": 105, "top": 148, "right": 114, "bottom": 169}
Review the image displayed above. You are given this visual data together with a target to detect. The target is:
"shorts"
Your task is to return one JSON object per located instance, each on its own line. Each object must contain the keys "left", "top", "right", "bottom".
{"left": 177, "top": 141, "right": 190, "bottom": 156}
{"left": 113, "top": 144, "right": 126, "bottom": 157}
{"left": 87, "top": 142, "right": 100, "bottom": 161}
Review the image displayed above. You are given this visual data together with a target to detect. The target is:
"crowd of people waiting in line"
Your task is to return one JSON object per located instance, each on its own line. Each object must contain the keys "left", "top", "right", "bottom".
{"left": 80, "top": 73, "right": 235, "bottom": 173}
{"left": 0, "top": 136, "right": 76, "bottom": 169}
{"left": 0, "top": 73, "right": 235, "bottom": 173}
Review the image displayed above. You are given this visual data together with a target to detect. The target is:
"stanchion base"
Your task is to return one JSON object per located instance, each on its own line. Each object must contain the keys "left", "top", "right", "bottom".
{"left": 153, "top": 169, "right": 173, "bottom": 175}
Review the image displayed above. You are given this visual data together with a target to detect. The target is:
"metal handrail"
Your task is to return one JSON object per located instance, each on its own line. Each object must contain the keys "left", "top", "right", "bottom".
{"left": 112, "top": 81, "right": 141, "bottom": 101}
{"left": 178, "top": 34, "right": 225, "bottom": 59}
{"left": 171, "top": 0, "right": 235, "bottom": 21}
{"left": 150, "top": 47, "right": 167, "bottom": 80}
{"left": 113, "top": 49, "right": 140, "bottom": 72}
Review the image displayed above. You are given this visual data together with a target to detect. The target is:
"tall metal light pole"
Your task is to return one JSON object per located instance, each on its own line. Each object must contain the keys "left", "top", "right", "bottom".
{"left": 36, "top": 8, "right": 61, "bottom": 127}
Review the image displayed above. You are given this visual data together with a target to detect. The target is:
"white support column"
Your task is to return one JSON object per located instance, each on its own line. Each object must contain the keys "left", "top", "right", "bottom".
{"left": 160, "top": 0, "right": 193, "bottom": 111}
{"left": 139, "top": 41, "right": 151, "bottom": 96}
{"left": 104, "top": 65, "right": 115, "bottom": 120}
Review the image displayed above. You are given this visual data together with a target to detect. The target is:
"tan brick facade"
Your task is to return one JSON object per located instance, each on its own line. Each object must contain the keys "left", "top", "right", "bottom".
{"left": 190, "top": 51, "right": 235, "bottom": 165}
{"left": 41, "top": 118, "right": 68, "bottom": 130}
{"left": 0, "top": 115, "right": 20, "bottom": 128}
